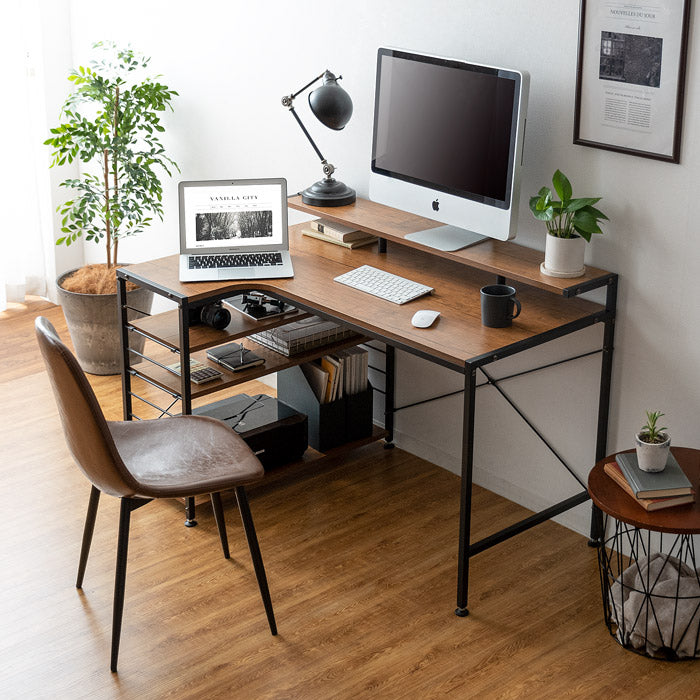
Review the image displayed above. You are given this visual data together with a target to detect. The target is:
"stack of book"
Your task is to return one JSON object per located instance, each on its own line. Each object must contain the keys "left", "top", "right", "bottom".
{"left": 604, "top": 451, "right": 695, "bottom": 511}
{"left": 302, "top": 219, "right": 377, "bottom": 249}
{"left": 300, "top": 347, "right": 369, "bottom": 404}
{"left": 249, "top": 316, "right": 355, "bottom": 357}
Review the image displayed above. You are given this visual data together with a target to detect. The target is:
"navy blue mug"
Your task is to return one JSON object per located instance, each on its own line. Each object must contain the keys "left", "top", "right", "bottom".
{"left": 480, "top": 284, "right": 521, "bottom": 328}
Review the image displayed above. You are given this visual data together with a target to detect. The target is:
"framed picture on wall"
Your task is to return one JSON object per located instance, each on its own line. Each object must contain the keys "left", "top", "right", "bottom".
{"left": 573, "top": 0, "right": 691, "bottom": 163}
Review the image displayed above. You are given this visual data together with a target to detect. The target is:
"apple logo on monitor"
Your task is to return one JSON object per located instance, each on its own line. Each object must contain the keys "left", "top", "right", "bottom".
{"left": 432, "top": 199, "right": 439, "bottom": 212}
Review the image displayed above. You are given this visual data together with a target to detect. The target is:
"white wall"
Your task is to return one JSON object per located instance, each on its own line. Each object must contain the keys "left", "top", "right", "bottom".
{"left": 44, "top": 0, "right": 700, "bottom": 535}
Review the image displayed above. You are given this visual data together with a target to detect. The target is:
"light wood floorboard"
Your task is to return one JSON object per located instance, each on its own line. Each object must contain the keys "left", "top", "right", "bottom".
{"left": 1, "top": 299, "right": 696, "bottom": 698}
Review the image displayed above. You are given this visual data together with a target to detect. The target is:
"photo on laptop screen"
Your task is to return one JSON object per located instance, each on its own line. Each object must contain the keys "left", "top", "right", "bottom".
{"left": 180, "top": 180, "right": 286, "bottom": 252}
{"left": 178, "top": 178, "right": 294, "bottom": 281}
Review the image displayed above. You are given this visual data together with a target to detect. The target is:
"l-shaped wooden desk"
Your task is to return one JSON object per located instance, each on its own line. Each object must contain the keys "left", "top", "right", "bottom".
{"left": 117, "top": 197, "right": 617, "bottom": 616}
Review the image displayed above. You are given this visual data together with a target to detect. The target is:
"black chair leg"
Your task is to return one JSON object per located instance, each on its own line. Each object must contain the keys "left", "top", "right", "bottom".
{"left": 77, "top": 486, "right": 101, "bottom": 588}
{"left": 235, "top": 486, "right": 277, "bottom": 636}
{"left": 111, "top": 497, "right": 136, "bottom": 673}
{"left": 210, "top": 492, "right": 230, "bottom": 559}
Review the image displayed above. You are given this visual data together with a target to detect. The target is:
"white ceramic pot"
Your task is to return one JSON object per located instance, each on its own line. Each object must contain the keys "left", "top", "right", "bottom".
{"left": 541, "top": 234, "right": 586, "bottom": 278}
{"left": 635, "top": 432, "right": 671, "bottom": 472}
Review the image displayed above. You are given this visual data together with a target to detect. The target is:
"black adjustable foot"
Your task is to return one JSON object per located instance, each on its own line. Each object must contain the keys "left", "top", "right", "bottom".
{"left": 455, "top": 607, "right": 469, "bottom": 617}
{"left": 587, "top": 504, "right": 604, "bottom": 547}
{"left": 383, "top": 440, "right": 395, "bottom": 449}
{"left": 184, "top": 496, "right": 197, "bottom": 526}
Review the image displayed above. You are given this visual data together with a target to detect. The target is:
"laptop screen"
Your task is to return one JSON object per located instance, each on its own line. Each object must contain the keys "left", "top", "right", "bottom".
{"left": 179, "top": 178, "right": 288, "bottom": 255}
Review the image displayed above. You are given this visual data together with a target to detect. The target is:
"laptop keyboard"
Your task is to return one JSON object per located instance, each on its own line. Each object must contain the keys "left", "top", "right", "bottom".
{"left": 188, "top": 252, "right": 283, "bottom": 269}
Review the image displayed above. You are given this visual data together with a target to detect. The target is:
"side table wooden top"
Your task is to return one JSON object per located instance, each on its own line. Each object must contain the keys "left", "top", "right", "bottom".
{"left": 588, "top": 447, "right": 700, "bottom": 534}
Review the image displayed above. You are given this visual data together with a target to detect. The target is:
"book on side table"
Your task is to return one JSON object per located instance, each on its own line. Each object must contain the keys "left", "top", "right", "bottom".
{"left": 604, "top": 461, "right": 695, "bottom": 511}
{"left": 615, "top": 451, "right": 693, "bottom": 498}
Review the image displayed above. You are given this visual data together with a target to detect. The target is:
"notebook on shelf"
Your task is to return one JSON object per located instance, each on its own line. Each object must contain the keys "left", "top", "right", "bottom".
{"left": 206, "top": 342, "right": 265, "bottom": 372}
{"left": 178, "top": 178, "right": 294, "bottom": 282}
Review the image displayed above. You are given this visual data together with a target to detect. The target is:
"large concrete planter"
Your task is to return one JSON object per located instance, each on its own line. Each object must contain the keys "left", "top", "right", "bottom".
{"left": 56, "top": 270, "right": 153, "bottom": 376}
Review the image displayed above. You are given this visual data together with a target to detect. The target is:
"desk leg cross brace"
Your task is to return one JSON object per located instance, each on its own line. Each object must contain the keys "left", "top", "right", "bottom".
{"left": 454, "top": 358, "right": 602, "bottom": 616}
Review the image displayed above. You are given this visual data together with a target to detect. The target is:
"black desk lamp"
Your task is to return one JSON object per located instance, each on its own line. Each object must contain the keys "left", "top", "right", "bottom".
{"left": 282, "top": 70, "right": 356, "bottom": 207}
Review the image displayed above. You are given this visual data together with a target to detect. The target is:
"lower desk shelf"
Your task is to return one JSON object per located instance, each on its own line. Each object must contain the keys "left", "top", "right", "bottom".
{"left": 128, "top": 333, "right": 369, "bottom": 405}
{"left": 179, "top": 424, "right": 388, "bottom": 508}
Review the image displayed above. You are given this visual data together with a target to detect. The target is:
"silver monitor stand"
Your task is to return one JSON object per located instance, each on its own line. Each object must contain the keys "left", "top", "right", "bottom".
{"left": 405, "top": 225, "right": 487, "bottom": 252}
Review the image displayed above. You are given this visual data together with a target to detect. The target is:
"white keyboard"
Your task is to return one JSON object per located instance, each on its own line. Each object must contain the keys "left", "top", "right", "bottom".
{"left": 334, "top": 265, "right": 434, "bottom": 305}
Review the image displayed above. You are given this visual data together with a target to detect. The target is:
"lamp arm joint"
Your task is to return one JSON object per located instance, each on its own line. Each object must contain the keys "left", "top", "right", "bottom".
{"left": 288, "top": 71, "right": 327, "bottom": 102}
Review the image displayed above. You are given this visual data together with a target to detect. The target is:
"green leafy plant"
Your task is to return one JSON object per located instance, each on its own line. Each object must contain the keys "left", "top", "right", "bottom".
{"left": 45, "top": 41, "right": 179, "bottom": 271}
{"left": 639, "top": 410, "right": 668, "bottom": 444}
{"left": 529, "top": 169, "right": 608, "bottom": 241}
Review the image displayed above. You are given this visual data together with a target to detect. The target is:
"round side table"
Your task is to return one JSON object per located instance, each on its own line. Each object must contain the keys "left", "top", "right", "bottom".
{"left": 588, "top": 447, "right": 700, "bottom": 660}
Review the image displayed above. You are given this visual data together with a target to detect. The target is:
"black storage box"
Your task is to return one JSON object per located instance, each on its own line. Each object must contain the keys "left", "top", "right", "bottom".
{"left": 193, "top": 394, "right": 308, "bottom": 469}
{"left": 277, "top": 365, "right": 373, "bottom": 452}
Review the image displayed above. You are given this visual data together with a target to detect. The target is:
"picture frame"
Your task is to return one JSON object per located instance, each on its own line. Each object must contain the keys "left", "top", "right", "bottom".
{"left": 573, "top": 0, "right": 691, "bottom": 163}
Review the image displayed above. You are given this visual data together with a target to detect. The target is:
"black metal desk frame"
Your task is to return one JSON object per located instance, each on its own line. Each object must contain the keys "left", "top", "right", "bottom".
{"left": 117, "top": 244, "right": 617, "bottom": 617}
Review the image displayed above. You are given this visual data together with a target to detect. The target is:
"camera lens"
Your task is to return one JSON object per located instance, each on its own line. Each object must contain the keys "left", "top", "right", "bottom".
{"left": 200, "top": 302, "right": 231, "bottom": 330}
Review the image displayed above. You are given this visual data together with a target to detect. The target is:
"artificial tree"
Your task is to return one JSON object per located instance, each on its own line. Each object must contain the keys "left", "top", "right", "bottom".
{"left": 45, "top": 41, "right": 178, "bottom": 292}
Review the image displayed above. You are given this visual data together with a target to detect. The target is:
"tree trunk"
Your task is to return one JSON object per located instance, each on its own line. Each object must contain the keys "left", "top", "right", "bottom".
{"left": 112, "top": 86, "right": 120, "bottom": 267}
{"left": 103, "top": 148, "right": 112, "bottom": 268}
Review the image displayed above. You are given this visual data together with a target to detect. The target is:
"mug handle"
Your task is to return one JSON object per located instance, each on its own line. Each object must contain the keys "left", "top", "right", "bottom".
{"left": 511, "top": 296, "right": 521, "bottom": 320}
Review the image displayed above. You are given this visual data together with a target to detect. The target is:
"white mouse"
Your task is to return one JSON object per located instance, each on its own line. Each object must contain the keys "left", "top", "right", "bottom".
{"left": 411, "top": 309, "right": 441, "bottom": 328}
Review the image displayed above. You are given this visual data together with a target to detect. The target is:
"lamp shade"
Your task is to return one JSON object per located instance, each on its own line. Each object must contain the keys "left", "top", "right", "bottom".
{"left": 308, "top": 71, "right": 353, "bottom": 130}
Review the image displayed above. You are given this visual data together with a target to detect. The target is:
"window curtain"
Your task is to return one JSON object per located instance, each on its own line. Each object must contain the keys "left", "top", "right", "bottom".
{"left": 0, "top": 1, "right": 48, "bottom": 311}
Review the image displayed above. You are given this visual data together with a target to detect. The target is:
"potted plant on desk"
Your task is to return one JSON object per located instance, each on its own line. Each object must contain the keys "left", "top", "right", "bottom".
{"left": 530, "top": 169, "right": 608, "bottom": 278}
{"left": 44, "top": 41, "right": 179, "bottom": 374}
{"left": 635, "top": 410, "right": 671, "bottom": 472}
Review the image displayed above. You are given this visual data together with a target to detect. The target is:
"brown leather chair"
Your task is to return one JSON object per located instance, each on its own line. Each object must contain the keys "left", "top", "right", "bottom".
{"left": 35, "top": 317, "right": 276, "bottom": 672}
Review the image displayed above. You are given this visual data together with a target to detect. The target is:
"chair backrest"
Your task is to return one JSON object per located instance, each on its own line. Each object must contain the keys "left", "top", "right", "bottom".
{"left": 35, "top": 316, "right": 139, "bottom": 497}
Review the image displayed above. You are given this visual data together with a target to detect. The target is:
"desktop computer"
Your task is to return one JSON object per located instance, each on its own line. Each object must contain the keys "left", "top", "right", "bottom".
{"left": 369, "top": 47, "right": 529, "bottom": 250}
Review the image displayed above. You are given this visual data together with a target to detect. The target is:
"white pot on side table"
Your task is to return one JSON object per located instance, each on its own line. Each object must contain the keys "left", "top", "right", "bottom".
{"left": 635, "top": 432, "right": 672, "bottom": 472}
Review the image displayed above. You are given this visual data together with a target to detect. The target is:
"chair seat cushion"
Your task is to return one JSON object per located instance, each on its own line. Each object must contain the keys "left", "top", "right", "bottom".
{"left": 108, "top": 415, "right": 264, "bottom": 498}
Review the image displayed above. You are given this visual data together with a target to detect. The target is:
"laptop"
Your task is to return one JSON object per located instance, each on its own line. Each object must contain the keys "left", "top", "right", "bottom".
{"left": 178, "top": 178, "right": 294, "bottom": 282}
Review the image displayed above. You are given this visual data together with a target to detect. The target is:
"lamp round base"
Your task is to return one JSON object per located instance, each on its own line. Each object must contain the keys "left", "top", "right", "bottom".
{"left": 302, "top": 179, "right": 356, "bottom": 207}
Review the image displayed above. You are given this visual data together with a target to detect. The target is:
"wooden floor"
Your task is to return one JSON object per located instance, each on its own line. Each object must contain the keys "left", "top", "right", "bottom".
{"left": 1, "top": 300, "right": 695, "bottom": 698}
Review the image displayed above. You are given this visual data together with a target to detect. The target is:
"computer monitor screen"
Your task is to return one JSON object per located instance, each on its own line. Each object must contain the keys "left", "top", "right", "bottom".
{"left": 370, "top": 48, "right": 529, "bottom": 249}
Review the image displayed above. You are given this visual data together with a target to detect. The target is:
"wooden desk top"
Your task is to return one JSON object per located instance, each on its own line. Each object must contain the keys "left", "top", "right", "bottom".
{"left": 588, "top": 448, "right": 700, "bottom": 534}
{"left": 119, "top": 224, "right": 607, "bottom": 371}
